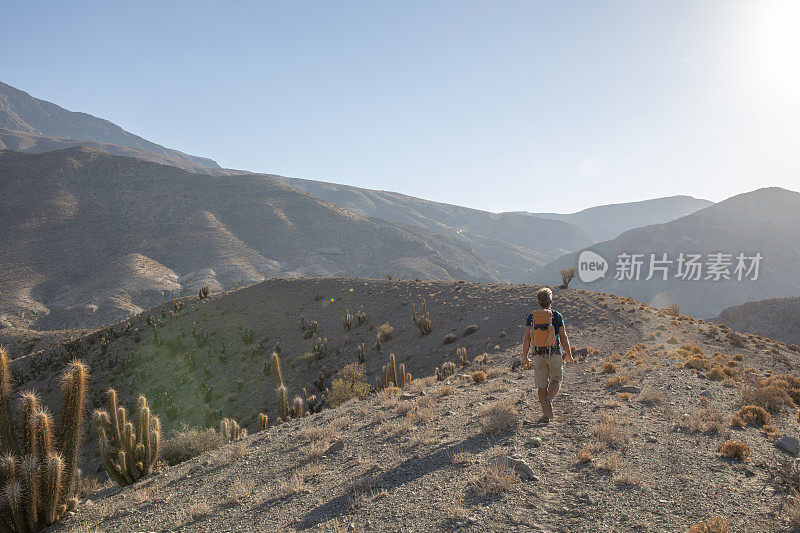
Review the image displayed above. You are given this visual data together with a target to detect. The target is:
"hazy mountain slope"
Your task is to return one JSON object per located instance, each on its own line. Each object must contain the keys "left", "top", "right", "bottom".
{"left": 273, "top": 176, "right": 594, "bottom": 274}
{"left": 531, "top": 195, "right": 713, "bottom": 241}
{"left": 532, "top": 187, "right": 800, "bottom": 318}
{"left": 0, "top": 147, "right": 500, "bottom": 330}
{"left": 714, "top": 297, "right": 800, "bottom": 346}
{"left": 0, "top": 81, "right": 219, "bottom": 172}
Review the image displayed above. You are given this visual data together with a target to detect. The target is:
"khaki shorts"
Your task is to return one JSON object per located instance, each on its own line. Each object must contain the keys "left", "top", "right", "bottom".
{"left": 532, "top": 352, "right": 563, "bottom": 388}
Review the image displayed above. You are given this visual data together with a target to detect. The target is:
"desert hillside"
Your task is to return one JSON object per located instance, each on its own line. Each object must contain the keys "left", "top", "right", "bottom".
{"left": 534, "top": 187, "right": 800, "bottom": 318}
{"left": 0, "top": 147, "right": 505, "bottom": 331}
{"left": 274, "top": 175, "right": 594, "bottom": 280}
{"left": 0, "top": 81, "right": 219, "bottom": 172}
{"left": 530, "top": 195, "right": 713, "bottom": 242}
{"left": 4, "top": 278, "right": 799, "bottom": 532}
{"left": 715, "top": 297, "right": 800, "bottom": 346}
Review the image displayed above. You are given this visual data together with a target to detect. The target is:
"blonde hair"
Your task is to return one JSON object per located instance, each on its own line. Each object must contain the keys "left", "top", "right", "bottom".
{"left": 537, "top": 287, "right": 553, "bottom": 308}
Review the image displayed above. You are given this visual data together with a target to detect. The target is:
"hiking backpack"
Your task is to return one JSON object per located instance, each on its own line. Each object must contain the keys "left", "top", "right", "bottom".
{"left": 530, "top": 309, "right": 556, "bottom": 349}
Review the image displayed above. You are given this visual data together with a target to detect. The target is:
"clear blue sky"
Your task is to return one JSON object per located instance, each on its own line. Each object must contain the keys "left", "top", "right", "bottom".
{"left": 2, "top": 1, "right": 798, "bottom": 213}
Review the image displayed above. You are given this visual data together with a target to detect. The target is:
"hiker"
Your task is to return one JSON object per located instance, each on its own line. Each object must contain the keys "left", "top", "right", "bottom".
{"left": 522, "top": 287, "right": 574, "bottom": 423}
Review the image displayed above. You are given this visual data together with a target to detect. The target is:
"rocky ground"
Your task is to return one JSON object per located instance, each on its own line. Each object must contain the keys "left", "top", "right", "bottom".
{"left": 9, "top": 278, "right": 794, "bottom": 532}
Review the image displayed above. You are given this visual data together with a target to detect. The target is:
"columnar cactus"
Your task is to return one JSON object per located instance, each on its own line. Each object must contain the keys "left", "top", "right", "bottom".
{"left": 436, "top": 361, "right": 457, "bottom": 380}
{"left": 292, "top": 396, "right": 305, "bottom": 418}
{"left": 412, "top": 299, "right": 432, "bottom": 335}
{"left": 457, "top": 347, "right": 469, "bottom": 366}
{"left": 94, "top": 389, "right": 161, "bottom": 487}
{"left": 258, "top": 413, "right": 269, "bottom": 431}
{"left": 342, "top": 309, "right": 353, "bottom": 331}
{"left": 356, "top": 305, "right": 367, "bottom": 326}
{"left": 0, "top": 350, "right": 87, "bottom": 532}
{"left": 272, "top": 352, "right": 290, "bottom": 421}
{"left": 312, "top": 336, "right": 328, "bottom": 358}
{"left": 219, "top": 418, "right": 246, "bottom": 441}
{"left": 356, "top": 342, "right": 365, "bottom": 364}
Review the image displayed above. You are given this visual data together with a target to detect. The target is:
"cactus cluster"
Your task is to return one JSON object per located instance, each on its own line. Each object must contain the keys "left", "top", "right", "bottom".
{"left": 342, "top": 309, "right": 353, "bottom": 332}
{"left": 299, "top": 316, "right": 318, "bottom": 339}
{"left": 312, "top": 336, "right": 328, "bottom": 358}
{"left": 94, "top": 389, "right": 161, "bottom": 487}
{"left": 198, "top": 285, "right": 210, "bottom": 300}
{"left": 412, "top": 299, "right": 432, "bottom": 335}
{"left": 381, "top": 354, "right": 411, "bottom": 389}
{"left": 356, "top": 305, "right": 367, "bottom": 326}
{"left": 257, "top": 413, "right": 269, "bottom": 432}
{"left": 0, "top": 350, "right": 88, "bottom": 532}
{"left": 436, "top": 361, "right": 457, "bottom": 381}
{"left": 292, "top": 396, "right": 305, "bottom": 418}
{"left": 303, "top": 388, "right": 323, "bottom": 414}
{"left": 457, "top": 347, "right": 469, "bottom": 366}
{"left": 272, "top": 353, "right": 290, "bottom": 421}
{"left": 219, "top": 418, "right": 246, "bottom": 442}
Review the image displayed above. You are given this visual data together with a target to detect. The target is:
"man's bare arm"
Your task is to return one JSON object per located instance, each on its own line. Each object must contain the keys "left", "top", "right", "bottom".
{"left": 559, "top": 326, "right": 574, "bottom": 364}
{"left": 522, "top": 327, "right": 531, "bottom": 364}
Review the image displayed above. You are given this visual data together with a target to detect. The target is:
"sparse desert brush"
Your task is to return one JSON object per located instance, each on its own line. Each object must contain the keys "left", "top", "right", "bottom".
{"left": 472, "top": 370, "right": 487, "bottom": 383}
{"left": 688, "top": 516, "right": 731, "bottom": 533}
{"left": 684, "top": 356, "right": 708, "bottom": 370}
{"left": 731, "top": 405, "right": 772, "bottom": 427}
{"left": 718, "top": 440, "right": 751, "bottom": 461}
{"left": 604, "top": 374, "right": 629, "bottom": 389}
{"left": 377, "top": 322, "right": 394, "bottom": 342}
{"left": 161, "top": 426, "right": 226, "bottom": 465}
{"left": 609, "top": 352, "right": 623, "bottom": 362}
{"left": 667, "top": 336, "right": 679, "bottom": 344}
{"left": 639, "top": 387, "right": 664, "bottom": 405}
{"left": 656, "top": 324, "right": 667, "bottom": 331}
{"left": 666, "top": 303, "right": 681, "bottom": 317}
{"left": 601, "top": 362, "right": 618, "bottom": 374}
{"left": 577, "top": 447, "right": 593, "bottom": 464}
{"left": 478, "top": 401, "right": 518, "bottom": 434}
{"left": 761, "top": 423, "right": 781, "bottom": 439}
{"left": 441, "top": 386, "right": 453, "bottom": 396}
{"left": 591, "top": 413, "right": 630, "bottom": 449}
{"left": 468, "top": 460, "right": 518, "bottom": 495}
{"left": 327, "top": 362, "right": 371, "bottom": 407}
{"left": 740, "top": 378, "right": 797, "bottom": 412}
{"left": 618, "top": 392, "right": 631, "bottom": 402}
{"left": 676, "top": 407, "right": 726, "bottom": 435}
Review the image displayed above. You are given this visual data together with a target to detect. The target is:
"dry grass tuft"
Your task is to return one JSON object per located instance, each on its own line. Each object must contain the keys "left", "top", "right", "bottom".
{"left": 188, "top": 502, "right": 212, "bottom": 521}
{"left": 467, "top": 461, "right": 518, "bottom": 496}
{"left": 471, "top": 370, "right": 487, "bottom": 383}
{"left": 591, "top": 413, "right": 630, "bottom": 449}
{"left": 162, "top": 426, "right": 226, "bottom": 465}
{"left": 441, "top": 386, "right": 454, "bottom": 396}
{"left": 731, "top": 405, "right": 772, "bottom": 427}
{"left": 601, "top": 362, "right": 618, "bottom": 374}
{"left": 687, "top": 516, "right": 730, "bottom": 533}
{"left": 741, "top": 374, "right": 800, "bottom": 412}
{"left": 604, "top": 374, "right": 630, "bottom": 389}
{"left": 577, "top": 447, "right": 593, "bottom": 464}
{"left": 676, "top": 408, "right": 726, "bottom": 435}
{"left": 718, "top": 440, "right": 751, "bottom": 461}
{"left": 639, "top": 387, "right": 664, "bottom": 406}
{"left": 478, "top": 401, "right": 518, "bottom": 434}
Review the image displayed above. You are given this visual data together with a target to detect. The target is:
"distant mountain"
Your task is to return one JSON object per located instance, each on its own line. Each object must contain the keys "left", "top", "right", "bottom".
{"left": 532, "top": 187, "right": 800, "bottom": 318}
{"left": 273, "top": 176, "right": 595, "bottom": 280}
{"left": 714, "top": 297, "right": 800, "bottom": 346}
{"left": 529, "top": 195, "right": 713, "bottom": 242}
{"left": 0, "top": 81, "right": 219, "bottom": 172}
{"left": 0, "top": 147, "right": 500, "bottom": 330}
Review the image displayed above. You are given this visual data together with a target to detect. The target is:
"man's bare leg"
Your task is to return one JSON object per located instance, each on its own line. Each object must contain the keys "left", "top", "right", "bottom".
{"left": 543, "top": 380, "right": 560, "bottom": 419}
{"left": 537, "top": 386, "right": 550, "bottom": 421}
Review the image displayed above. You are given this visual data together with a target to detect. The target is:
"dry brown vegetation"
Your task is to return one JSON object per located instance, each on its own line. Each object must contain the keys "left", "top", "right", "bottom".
{"left": 478, "top": 401, "right": 518, "bottom": 434}
{"left": 718, "top": 440, "right": 751, "bottom": 461}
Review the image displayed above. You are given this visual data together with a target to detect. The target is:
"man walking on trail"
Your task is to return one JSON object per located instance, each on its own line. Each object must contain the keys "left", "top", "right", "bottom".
{"left": 522, "top": 287, "right": 574, "bottom": 423}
